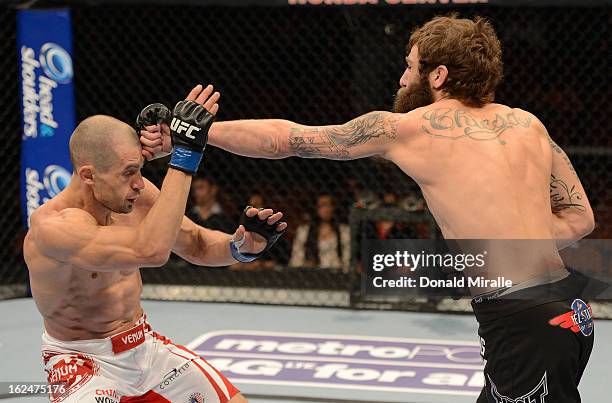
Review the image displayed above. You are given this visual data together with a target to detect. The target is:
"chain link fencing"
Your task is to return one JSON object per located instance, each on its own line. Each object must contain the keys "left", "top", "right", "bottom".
{"left": 1, "top": 4, "right": 610, "bottom": 313}
{"left": 0, "top": 7, "right": 26, "bottom": 299}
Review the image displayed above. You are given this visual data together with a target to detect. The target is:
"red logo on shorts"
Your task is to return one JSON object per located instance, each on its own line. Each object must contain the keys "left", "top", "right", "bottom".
{"left": 549, "top": 301, "right": 593, "bottom": 335}
{"left": 45, "top": 353, "right": 98, "bottom": 402}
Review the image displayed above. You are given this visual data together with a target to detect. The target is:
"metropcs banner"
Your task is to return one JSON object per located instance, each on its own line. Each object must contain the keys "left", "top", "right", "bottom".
{"left": 18, "top": 9, "right": 75, "bottom": 227}
{"left": 187, "top": 330, "right": 484, "bottom": 396}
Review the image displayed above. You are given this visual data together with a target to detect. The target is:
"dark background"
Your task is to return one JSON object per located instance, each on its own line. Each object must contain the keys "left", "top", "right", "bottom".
{"left": 1, "top": 3, "right": 610, "bottom": 303}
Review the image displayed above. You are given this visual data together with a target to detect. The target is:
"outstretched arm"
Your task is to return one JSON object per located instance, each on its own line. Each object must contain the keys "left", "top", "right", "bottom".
{"left": 208, "top": 111, "right": 402, "bottom": 160}
{"left": 139, "top": 111, "right": 403, "bottom": 161}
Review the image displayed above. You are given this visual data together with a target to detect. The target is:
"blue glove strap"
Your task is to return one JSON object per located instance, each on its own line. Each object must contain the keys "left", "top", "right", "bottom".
{"left": 229, "top": 241, "right": 259, "bottom": 263}
{"left": 169, "top": 146, "right": 203, "bottom": 174}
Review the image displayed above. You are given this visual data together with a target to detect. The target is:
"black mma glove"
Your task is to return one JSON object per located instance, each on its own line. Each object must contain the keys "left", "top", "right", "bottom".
{"left": 135, "top": 103, "right": 172, "bottom": 160}
{"left": 230, "top": 206, "right": 288, "bottom": 263}
{"left": 135, "top": 103, "right": 171, "bottom": 131}
{"left": 168, "top": 100, "right": 215, "bottom": 175}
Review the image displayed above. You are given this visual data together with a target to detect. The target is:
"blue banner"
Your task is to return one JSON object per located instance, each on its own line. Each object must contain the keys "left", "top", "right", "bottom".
{"left": 18, "top": 9, "right": 76, "bottom": 228}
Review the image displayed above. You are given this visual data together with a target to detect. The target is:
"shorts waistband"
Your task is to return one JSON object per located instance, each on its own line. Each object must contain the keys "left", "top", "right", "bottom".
{"left": 42, "top": 315, "right": 151, "bottom": 356}
{"left": 471, "top": 269, "right": 589, "bottom": 323}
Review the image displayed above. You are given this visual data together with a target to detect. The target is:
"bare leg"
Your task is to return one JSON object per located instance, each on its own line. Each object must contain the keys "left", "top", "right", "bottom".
{"left": 228, "top": 393, "right": 248, "bottom": 403}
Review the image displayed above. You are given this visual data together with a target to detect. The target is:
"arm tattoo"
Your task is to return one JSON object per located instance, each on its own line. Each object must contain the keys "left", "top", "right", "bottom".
{"left": 550, "top": 174, "right": 586, "bottom": 212}
{"left": 547, "top": 135, "right": 578, "bottom": 177}
{"left": 420, "top": 108, "right": 532, "bottom": 144}
{"left": 288, "top": 112, "right": 400, "bottom": 159}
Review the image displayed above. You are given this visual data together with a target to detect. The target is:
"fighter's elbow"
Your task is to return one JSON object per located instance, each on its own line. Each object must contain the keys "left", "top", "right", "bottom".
{"left": 568, "top": 211, "right": 596, "bottom": 241}
{"left": 262, "top": 133, "right": 283, "bottom": 157}
{"left": 579, "top": 212, "right": 596, "bottom": 238}
{"left": 150, "top": 251, "right": 171, "bottom": 267}
{"left": 139, "top": 245, "right": 172, "bottom": 267}
{"left": 267, "top": 120, "right": 293, "bottom": 159}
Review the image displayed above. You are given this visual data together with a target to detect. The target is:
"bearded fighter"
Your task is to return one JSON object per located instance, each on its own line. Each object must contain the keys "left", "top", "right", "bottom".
{"left": 141, "top": 16, "right": 597, "bottom": 402}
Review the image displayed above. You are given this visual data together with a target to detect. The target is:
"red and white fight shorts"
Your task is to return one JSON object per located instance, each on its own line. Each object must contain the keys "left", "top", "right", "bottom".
{"left": 41, "top": 315, "right": 239, "bottom": 402}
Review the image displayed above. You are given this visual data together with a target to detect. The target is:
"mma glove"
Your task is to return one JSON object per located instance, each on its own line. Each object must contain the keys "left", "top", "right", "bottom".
{"left": 230, "top": 206, "right": 288, "bottom": 263}
{"left": 135, "top": 103, "right": 172, "bottom": 160}
{"left": 168, "top": 100, "right": 215, "bottom": 175}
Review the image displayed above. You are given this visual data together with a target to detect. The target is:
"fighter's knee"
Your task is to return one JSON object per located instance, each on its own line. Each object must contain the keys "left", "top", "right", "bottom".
{"left": 228, "top": 393, "right": 248, "bottom": 403}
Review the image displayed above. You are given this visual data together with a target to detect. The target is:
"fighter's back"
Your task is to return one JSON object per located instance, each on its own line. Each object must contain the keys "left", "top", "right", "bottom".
{"left": 390, "top": 99, "right": 553, "bottom": 240}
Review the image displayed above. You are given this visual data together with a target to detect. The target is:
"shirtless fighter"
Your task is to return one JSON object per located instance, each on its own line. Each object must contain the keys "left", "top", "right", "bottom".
{"left": 140, "top": 16, "right": 596, "bottom": 402}
{"left": 24, "top": 85, "right": 287, "bottom": 403}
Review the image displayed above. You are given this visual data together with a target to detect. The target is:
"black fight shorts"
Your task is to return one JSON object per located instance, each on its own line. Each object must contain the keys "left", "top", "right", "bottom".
{"left": 473, "top": 270, "right": 595, "bottom": 403}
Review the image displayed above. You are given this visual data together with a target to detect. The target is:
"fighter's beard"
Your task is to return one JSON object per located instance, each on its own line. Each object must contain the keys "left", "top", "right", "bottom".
{"left": 392, "top": 77, "right": 435, "bottom": 113}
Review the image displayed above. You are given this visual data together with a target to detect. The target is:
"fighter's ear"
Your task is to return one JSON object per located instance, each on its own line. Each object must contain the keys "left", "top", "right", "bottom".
{"left": 78, "top": 165, "right": 95, "bottom": 185}
{"left": 429, "top": 65, "right": 449, "bottom": 90}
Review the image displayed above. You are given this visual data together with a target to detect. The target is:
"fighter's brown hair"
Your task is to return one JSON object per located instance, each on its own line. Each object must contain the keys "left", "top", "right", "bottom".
{"left": 408, "top": 15, "right": 503, "bottom": 107}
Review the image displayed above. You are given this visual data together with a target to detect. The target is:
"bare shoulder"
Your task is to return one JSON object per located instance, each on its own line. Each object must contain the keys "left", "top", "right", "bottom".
{"left": 392, "top": 109, "right": 419, "bottom": 127}
{"left": 335, "top": 111, "right": 405, "bottom": 141}
{"left": 509, "top": 107, "right": 557, "bottom": 151}
{"left": 31, "top": 206, "right": 95, "bottom": 230}
{"left": 358, "top": 111, "right": 418, "bottom": 155}
{"left": 389, "top": 106, "right": 439, "bottom": 139}
{"left": 30, "top": 207, "right": 96, "bottom": 244}
{"left": 26, "top": 206, "right": 97, "bottom": 261}
{"left": 510, "top": 106, "right": 546, "bottom": 132}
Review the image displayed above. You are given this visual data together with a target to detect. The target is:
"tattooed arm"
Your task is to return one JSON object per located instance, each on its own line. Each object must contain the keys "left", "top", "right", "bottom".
{"left": 544, "top": 127, "right": 595, "bottom": 249}
{"left": 208, "top": 112, "right": 402, "bottom": 160}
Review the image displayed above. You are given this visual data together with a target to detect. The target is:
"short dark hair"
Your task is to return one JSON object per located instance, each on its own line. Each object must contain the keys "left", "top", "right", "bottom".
{"left": 69, "top": 115, "right": 138, "bottom": 172}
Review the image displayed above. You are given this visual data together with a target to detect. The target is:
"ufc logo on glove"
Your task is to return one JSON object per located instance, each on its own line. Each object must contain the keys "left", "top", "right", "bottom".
{"left": 171, "top": 117, "right": 201, "bottom": 139}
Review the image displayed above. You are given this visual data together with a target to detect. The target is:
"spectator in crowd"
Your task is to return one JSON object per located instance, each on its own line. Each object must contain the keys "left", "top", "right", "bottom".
{"left": 247, "top": 192, "right": 265, "bottom": 209}
{"left": 368, "top": 191, "right": 418, "bottom": 240}
{"left": 290, "top": 194, "right": 350, "bottom": 272}
{"left": 343, "top": 178, "right": 379, "bottom": 210}
{"left": 187, "top": 176, "right": 234, "bottom": 234}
